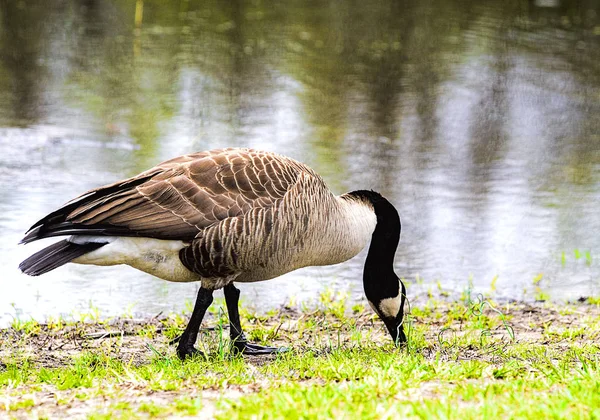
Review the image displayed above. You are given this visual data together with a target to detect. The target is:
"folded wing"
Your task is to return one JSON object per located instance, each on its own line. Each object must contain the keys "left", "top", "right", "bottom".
{"left": 21, "top": 148, "right": 316, "bottom": 244}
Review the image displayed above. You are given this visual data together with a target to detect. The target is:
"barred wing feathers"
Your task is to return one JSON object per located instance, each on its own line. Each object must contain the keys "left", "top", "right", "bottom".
{"left": 21, "top": 149, "right": 325, "bottom": 249}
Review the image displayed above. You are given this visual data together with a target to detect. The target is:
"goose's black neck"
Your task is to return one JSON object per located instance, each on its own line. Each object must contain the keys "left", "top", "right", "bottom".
{"left": 347, "top": 190, "right": 401, "bottom": 299}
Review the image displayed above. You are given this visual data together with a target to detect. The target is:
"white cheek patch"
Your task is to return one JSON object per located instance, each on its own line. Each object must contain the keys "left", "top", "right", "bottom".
{"left": 378, "top": 295, "right": 401, "bottom": 319}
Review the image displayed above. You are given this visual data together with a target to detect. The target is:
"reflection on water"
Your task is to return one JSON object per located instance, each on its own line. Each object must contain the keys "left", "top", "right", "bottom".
{"left": 0, "top": 0, "right": 599, "bottom": 324}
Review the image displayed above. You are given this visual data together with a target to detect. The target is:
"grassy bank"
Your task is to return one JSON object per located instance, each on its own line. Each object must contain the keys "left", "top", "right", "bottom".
{"left": 1, "top": 292, "right": 599, "bottom": 419}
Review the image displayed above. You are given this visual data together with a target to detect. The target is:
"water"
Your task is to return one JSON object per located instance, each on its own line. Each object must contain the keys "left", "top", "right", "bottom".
{"left": 1, "top": 0, "right": 599, "bottom": 325}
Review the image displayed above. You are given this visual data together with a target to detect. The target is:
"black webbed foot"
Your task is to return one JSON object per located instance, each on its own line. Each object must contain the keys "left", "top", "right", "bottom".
{"left": 171, "top": 333, "right": 204, "bottom": 360}
{"left": 176, "top": 345, "right": 205, "bottom": 360}
{"left": 232, "top": 340, "right": 288, "bottom": 356}
{"left": 224, "top": 284, "right": 288, "bottom": 356}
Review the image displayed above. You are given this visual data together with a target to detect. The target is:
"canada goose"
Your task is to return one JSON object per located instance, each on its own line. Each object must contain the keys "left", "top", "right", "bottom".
{"left": 19, "top": 148, "right": 407, "bottom": 359}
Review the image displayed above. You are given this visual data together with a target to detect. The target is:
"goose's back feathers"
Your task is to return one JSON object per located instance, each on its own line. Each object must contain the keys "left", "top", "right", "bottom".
{"left": 23, "top": 148, "right": 324, "bottom": 243}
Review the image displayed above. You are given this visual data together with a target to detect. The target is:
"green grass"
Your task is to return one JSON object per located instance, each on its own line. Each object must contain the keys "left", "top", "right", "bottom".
{"left": 219, "top": 368, "right": 600, "bottom": 419}
{"left": 1, "top": 292, "right": 599, "bottom": 419}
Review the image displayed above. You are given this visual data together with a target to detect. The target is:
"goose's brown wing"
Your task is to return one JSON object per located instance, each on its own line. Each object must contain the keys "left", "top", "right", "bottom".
{"left": 22, "top": 148, "right": 318, "bottom": 243}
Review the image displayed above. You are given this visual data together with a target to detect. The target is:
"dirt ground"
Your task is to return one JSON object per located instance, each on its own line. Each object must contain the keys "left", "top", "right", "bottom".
{"left": 3, "top": 301, "right": 599, "bottom": 367}
{"left": 1, "top": 301, "right": 599, "bottom": 418}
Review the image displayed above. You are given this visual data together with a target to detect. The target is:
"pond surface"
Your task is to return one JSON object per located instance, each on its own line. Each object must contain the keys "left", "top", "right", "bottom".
{"left": 1, "top": 0, "right": 599, "bottom": 325}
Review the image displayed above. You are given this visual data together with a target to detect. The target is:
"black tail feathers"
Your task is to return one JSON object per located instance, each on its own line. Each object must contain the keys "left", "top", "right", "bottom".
{"left": 19, "top": 240, "right": 106, "bottom": 276}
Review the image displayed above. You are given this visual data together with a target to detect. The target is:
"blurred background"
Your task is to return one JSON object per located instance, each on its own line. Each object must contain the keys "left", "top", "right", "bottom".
{"left": 1, "top": 0, "right": 599, "bottom": 325}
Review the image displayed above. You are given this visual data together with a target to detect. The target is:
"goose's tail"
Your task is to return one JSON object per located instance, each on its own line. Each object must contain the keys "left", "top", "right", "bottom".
{"left": 19, "top": 240, "right": 106, "bottom": 276}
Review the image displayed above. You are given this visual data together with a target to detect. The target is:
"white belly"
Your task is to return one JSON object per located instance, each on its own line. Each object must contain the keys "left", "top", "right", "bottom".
{"left": 70, "top": 236, "right": 201, "bottom": 283}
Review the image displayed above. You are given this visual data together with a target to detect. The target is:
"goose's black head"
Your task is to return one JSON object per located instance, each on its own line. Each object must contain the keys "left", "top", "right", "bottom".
{"left": 348, "top": 190, "right": 407, "bottom": 345}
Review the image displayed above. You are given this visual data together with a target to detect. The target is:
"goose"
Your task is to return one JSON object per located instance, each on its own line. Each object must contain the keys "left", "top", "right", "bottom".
{"left": 19, "top": 148, "right": 407, "bottom": 359}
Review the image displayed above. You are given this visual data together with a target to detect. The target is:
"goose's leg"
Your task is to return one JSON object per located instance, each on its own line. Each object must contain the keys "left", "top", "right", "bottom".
{"left": 224, "top": 284, "right": 282, "bottom": 355}
{"left": 176, "top": 286, "right": 214, "bottom": 360}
